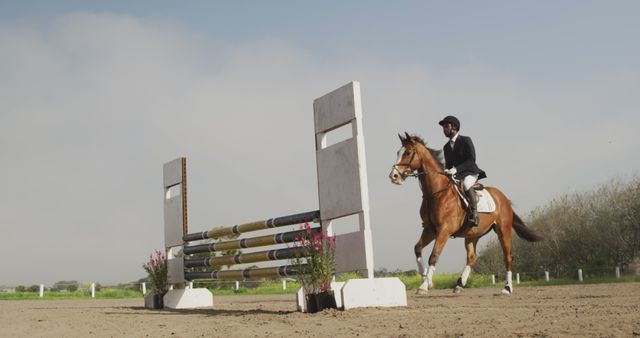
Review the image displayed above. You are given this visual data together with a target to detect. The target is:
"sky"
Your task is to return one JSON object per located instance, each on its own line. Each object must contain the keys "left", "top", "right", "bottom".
{"left": 1, "top": 1, "right": 639, "bottom": 286}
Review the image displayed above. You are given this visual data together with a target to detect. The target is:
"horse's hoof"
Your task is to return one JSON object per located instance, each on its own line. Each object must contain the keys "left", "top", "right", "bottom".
{"left": 453, "top": 286, "right": 463, "bottom": 294}
{"left": 500, "top": 285, "right": 512, "bottom": 295}
{"left": 416, "top": 287, "right": 429, "bottom": 295}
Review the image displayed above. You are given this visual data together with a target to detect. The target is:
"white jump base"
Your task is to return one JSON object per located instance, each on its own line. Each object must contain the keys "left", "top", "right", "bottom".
{"left": 164, "top": 288, "right": 213, "bottom": 309}
{"left": 297, "top": 277, "right": 407, "bottom": 312}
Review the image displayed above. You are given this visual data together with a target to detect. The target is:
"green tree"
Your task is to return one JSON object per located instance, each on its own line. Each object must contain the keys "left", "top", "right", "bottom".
{"left": 476, "top": 176, "right": 640, "bottom": 278}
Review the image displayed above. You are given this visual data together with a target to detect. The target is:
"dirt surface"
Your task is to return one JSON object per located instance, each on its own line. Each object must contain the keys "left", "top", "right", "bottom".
{"left": 1, "top": 282, "right": 639, "bottom": 337}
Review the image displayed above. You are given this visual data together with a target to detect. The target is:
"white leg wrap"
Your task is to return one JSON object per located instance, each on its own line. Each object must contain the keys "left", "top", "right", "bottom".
{"left": 417, "top": 257, "right": 426, "bottom": 277}
{"left": 460, "top": 265, "right": 471, "bottom": 286}
{"left": 426, "top": 265, "right": 436, "bottom": 287}
{"left": 500, "top": 270, "right": 513, "bottom": 294}
{"left": 418, "top": 265, "right": 436, "bottom": 290}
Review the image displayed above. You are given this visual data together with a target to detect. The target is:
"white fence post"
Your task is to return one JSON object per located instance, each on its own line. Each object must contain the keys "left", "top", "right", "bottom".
{"left": 39, "top": 284, "right": 44, "bottom": 298}
{"left": 545, "top": 271, "right": 549, "bottom": 282}
{"left": 516, "top": 273, "right": 520, "bottom": 284}
{"left": 615, "top": 266, "right": 620, "bottom": 278}
{"left": 142, "top": 282, "right": 146, "bottom": 295}
{"left": 578, "top": 269, "right": 583, "bottom": 282}
{"left": 91, "top": 283, "right": 96, "bottom": 298}
{"left": 235, "top": 281, "right": 239, "bottom": 291}
{"left": 188, "top": 281, "right": 193, "bottom": 289}
{"left": 282, "top": 279, "right": 286, "bottom": 290}
{"left": 491, "top": 274, "right": 496, "bottom": 284}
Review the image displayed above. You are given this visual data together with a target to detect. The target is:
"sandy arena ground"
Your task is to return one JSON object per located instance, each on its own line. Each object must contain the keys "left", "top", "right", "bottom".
{"left": 1, "top": 282, "right": 639, "bottom": 337}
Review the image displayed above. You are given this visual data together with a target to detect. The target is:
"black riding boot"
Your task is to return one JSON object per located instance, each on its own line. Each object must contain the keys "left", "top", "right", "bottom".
{"left": 465, "top": 189, "right": 479, "bottom": 226}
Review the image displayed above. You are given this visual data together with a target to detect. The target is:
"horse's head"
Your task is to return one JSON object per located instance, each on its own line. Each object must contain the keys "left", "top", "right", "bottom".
{"left": 389, "top": 132, "right": 445, "bottom": 185}
{"left": 389, "top": 132, "right": 423, "bottom": 185}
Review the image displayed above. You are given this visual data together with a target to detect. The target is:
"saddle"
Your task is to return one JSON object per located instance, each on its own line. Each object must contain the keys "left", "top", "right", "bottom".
{"left": 452, "top": 178, "right": 484, "bottom": 208}
{"left": 450, "top": 178, "right": 484, "bottom": 238}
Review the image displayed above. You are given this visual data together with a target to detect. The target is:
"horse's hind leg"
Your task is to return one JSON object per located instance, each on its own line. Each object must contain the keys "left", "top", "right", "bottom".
{"left": 453, "top": 237, "right": 479, "bottom": 294}
{"left": 414, "top": 226, "right": 435, "bottom": 281}
{"left": 498, "top": 230, "right": 514, "bottom": 295}
{"left": 492, "top": 189, "right": 515, "bottom": 295}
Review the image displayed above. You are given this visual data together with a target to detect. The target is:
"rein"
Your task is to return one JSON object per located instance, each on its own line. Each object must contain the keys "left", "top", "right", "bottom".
{"left": 426, "top": 178, "right": 453, "bottom": 198}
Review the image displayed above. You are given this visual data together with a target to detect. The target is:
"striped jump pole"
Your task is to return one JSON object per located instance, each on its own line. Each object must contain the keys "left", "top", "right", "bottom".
{"left": 185, "top": 264, "right": 305, "bottom": 281}
{"left": 184, "top": 247, "right": 307, "bottom": 268}
{"left": 183, "top": 227, "right": 320, "bottom": 255}
{"left": 183, "top": 210, "right": 320, "bottom": 242}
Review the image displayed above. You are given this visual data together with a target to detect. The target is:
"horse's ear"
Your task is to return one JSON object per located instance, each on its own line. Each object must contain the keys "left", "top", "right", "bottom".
{"left": 404, "top": 132, "right": 413, "bottom": 144}
{"left": 398, "top": 133, "right": 405, "bottom": 142}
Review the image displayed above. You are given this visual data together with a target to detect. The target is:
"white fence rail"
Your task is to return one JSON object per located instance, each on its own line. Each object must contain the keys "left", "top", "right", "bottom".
{"left": 489, "top": 266, "right": 627, "bottom": 284}
{"left": 2, "top": 266, "right": 631, "bottom": 298}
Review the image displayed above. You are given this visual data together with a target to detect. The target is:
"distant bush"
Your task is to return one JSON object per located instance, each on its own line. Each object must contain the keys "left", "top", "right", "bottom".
{"left": 476, "top": 176, "right": 640, "bottom": 277}
{"left": 52, "top": 280, "right": 79, "bottom": 292}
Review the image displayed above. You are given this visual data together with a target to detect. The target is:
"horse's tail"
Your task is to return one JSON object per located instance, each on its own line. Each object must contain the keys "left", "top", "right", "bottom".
{"left": 512, "top": 212, "right": 544, "bottom": 242}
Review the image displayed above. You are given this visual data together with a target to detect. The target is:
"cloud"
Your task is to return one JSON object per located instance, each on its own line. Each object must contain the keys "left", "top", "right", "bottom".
{"left": 1, "top": 12, "right": 638, "bottom": 285}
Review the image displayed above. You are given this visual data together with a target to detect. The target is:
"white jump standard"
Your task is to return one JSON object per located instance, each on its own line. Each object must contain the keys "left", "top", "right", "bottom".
{"left": 162, "top": 81, "right": 407, "bottom": 311}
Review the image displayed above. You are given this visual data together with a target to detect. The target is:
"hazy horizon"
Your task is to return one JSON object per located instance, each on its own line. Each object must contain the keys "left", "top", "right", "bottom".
{"left": 1, "top": 1, "right": 639, "bottom": 286}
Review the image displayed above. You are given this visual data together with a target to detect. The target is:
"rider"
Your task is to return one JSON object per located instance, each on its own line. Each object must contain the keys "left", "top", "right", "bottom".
{"left": 439, "top": 115, "right": 486, "bottom": 225}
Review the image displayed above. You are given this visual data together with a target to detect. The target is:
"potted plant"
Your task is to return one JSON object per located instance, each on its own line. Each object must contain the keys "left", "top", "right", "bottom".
{"left": 142, "top": 249, "right": 168, "bottom": 309}
{"left": 291, "top": 223, "right": 337, "bottom": 313}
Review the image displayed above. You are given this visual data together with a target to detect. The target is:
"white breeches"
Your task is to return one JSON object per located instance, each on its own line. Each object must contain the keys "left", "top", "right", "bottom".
{"left": 463, "top": 174, "right": 479, "bottom": 190}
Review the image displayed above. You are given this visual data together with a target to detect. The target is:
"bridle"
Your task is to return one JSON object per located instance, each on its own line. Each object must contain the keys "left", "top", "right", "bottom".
{"left": 392, "top": 143, "right": 452, "bottom": 197}
{"left": 392, "top": 144, "right": 422, "bottom": 179}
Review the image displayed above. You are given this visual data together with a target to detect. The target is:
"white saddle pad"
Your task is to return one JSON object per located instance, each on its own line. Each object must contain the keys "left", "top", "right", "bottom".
{"left": 476, "top": 189, "right": 496, "bottom": 213}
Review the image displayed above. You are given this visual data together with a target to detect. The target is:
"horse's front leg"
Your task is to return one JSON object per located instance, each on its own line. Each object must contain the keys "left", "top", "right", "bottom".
{"left": 414, "top": 225, "right": 435, "bottom": 281}
{"left": 417, "top": 231, "right": 450, "bottom": 295}
{"left": 454, "top": 237, "right": 479, "bottom": 294}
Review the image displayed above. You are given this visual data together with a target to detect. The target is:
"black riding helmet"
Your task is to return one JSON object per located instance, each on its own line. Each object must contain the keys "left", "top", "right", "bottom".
{"left": 438, "top": 115, "right": 460, "bottom": 130}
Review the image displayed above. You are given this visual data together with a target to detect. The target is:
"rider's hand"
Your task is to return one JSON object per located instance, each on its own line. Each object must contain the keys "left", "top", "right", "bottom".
{"left": 444, "top": 167, "right": 457, "bottom": 176}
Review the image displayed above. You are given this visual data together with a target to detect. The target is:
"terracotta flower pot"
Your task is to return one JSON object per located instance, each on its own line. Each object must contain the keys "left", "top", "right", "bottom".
{"left": 305, "top": 290, "right": 337, "bottom": 313}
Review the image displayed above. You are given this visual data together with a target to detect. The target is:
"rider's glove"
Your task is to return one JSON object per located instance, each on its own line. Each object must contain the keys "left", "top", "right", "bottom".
{"left": 444, "top": 167, "right": 457, "bottom": 176}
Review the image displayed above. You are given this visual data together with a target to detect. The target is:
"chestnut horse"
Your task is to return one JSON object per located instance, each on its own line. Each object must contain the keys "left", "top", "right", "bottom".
{"left": 389, "top": 133, "right": 542, "bottom": 295}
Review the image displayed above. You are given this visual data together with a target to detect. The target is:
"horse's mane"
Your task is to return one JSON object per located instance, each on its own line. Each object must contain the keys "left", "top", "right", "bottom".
{"left": 410, "top": 135, "right": 445, "bottom": 170}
